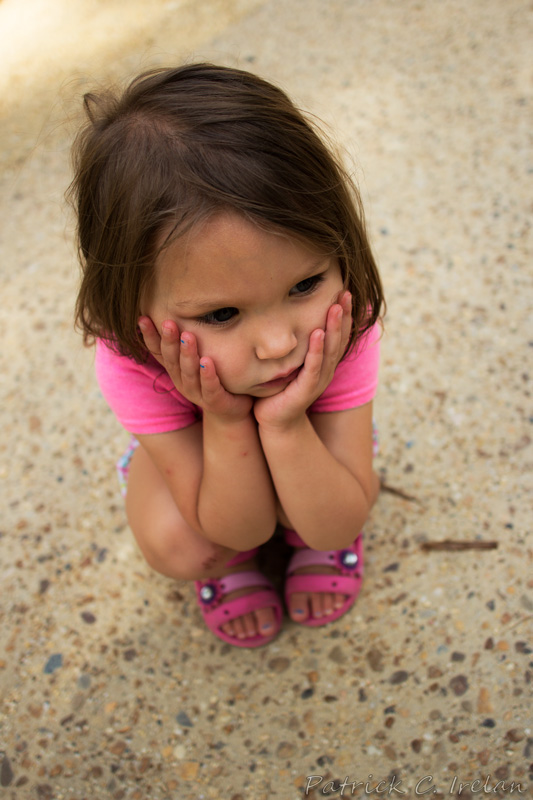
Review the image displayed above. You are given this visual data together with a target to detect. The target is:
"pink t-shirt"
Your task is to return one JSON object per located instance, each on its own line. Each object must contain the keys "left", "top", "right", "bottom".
{"left": 95, "top": 323, "right": 380, "bottom": 435}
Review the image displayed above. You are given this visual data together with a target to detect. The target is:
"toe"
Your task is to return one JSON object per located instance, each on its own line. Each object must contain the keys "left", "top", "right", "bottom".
{"left": 233, "top": 616, "right": 248, "bottom": 640}
{"left": 255, "top": 606, "right": 277, "bottom": 637}
{"left": 289, "top": 591, "right": 310, "bottom": 622}
{"left": 242, "top": 612, "right": 258, "bottom": 639}
{"left": 322, "top": 593, "right": 334, "bottom": 616}
{"left": 310, "top": 592, "right": 323, "bottom": 620}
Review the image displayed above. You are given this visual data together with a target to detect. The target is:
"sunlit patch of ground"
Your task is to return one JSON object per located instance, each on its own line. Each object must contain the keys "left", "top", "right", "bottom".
{"left": 0, "top": 0, "right": 263, "bottom": 171}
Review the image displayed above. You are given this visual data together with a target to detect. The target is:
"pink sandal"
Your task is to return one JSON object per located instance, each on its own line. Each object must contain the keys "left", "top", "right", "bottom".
{"left": 284, "top": 529, "right": 363, "bottom": 627}
{"left": 195, "top": 548, "right": 283, "bottom": 647}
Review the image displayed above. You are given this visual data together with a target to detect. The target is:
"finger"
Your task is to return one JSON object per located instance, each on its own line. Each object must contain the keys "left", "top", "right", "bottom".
{"left": 298, "top": 329, "right": 325, "bottom": 384}
{"left": 160, "top": 319, "right": 182, "bottom": 370}
{"left": 177, "top": 331, "right": 201, "bottom": 381}
{"left": 138, "top": 316, "right": 163, "bottom": 360}
{"left": 324, "top": 291, "right": 352, "bottom": 359}
{"left": 340, "top": 291, "right": 353, "bottom": 347}
{"left": 323, "top": 303, "right": 344, "bottom": 360}
{"left": 198, "top": 356, "right": 224, "bottom": 397}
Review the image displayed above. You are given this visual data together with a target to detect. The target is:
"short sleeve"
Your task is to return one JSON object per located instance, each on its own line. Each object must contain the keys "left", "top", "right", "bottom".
{"left": 308, "top": 322, "right": 381, "bottom": 413}
{"left": 94, "top": 339, "right": 200, "bottom": 434}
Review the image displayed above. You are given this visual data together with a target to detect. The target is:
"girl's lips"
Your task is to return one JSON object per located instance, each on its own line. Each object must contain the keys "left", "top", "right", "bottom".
{"left": 259, "top": 365, "right": 302, "bottom": 387}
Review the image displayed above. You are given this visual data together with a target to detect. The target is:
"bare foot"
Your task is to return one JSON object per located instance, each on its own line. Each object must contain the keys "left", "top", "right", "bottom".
{"left": 287, "top": 564, "right": 348, "bottom": 623}
{"left": 285, "top": 537, "right": 363, "bottom": 624}
{"left": 202, "top": 557, "right": 279, "bottom": 642}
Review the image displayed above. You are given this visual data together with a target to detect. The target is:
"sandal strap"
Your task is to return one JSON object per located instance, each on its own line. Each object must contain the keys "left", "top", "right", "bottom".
{"left": 196, "top": 570, "right": 271, "bottom": 602}
{"left": 286, "top": 573, "right": 358, "bottom": 596}
{"left": 287, "top": 539, "right": 362, "bottom": 574}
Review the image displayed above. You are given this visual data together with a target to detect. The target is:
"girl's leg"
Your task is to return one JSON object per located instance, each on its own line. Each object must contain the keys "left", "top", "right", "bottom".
{"left": 280, "top": 468, "right": 381, "bottom": 622}
{"left": 125, "top": 443, "right": 277, "bottom": 641}
{"left": 277, "top": 506, "right": 345, "bottom": 621}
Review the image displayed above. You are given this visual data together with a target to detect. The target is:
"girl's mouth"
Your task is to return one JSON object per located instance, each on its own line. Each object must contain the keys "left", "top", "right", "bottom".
{"left": 259, "top": 365, "right": 302, "bottom": 387}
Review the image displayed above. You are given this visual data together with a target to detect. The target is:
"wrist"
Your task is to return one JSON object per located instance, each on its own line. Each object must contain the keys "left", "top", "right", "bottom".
{"left": 203, "top": 408, "right": 256, "bottom": 431}
{"left": 257, "top": 412, "right": 309, "bottom": 438}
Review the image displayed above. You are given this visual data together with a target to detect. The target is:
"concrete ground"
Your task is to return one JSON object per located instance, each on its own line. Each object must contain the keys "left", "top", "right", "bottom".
{"left": 1, "top": 0, "right": 531, "bottom": 797}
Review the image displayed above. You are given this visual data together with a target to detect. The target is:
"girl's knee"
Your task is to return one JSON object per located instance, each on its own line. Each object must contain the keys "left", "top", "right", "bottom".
{"left": 132, "top": 516, "right": 232, "bottom": 581}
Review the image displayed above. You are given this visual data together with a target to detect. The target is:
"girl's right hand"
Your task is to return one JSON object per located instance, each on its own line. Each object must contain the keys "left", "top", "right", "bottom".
{"left": 138, "top": 317, "right": 253, "bottom": 421}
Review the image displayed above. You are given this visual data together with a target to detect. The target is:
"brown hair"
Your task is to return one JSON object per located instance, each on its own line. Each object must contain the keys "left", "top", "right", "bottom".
{"left": 70, "top": 62, "right": 384, "bottom": 363}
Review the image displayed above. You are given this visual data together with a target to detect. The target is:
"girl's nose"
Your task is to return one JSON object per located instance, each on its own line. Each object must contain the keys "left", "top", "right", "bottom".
{"left": 254, "top": 322, "right": 298, "bottom": 361}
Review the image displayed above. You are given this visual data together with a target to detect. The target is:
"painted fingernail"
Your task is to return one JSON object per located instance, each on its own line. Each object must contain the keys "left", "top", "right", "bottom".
{"left": 180, "top": 337, "right": 186, "bottom": 345}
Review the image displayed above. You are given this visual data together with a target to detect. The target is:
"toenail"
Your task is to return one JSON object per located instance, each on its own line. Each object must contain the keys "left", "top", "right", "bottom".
{"left": 324, "top": 608, "right": 333, "bottom": 615}
{"left": 294, "top": 609, "right": 305, "bottom": 615}
{"left": 262, "top": 622, "right": 272, "bottom": 630}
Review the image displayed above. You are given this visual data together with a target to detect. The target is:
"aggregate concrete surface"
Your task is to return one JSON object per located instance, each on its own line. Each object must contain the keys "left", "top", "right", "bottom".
{"left": 1, "top": 1, "right": 531, "bottom": 798}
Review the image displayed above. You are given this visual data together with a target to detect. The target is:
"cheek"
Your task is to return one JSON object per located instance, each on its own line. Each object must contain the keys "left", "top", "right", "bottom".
{"left": 195, "top": 333, "right": 245, "bottom": 379}
{"left": 304, "top": 294, "right": 335, "bottom": 332}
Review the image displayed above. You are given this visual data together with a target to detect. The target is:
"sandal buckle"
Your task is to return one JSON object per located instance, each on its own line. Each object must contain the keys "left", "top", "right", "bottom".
{"left": 198, "top": 581, "right": 219, "bottom": 606}
{"left": 339, "top": 549, "right": 358, "bottom": 569}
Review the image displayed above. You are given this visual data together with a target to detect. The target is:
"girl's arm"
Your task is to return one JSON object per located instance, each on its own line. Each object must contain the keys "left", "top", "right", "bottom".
{"left": 137, "top": 319, "right": 277, "bottom": 550}
{"left": 259, "top": 402, "right": 379, "bottom": 550}
{"left": 254, "top": 294, "right": 379, "bottom": 550}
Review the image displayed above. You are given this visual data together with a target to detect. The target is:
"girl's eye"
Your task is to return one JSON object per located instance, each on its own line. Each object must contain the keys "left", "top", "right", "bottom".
{"left": 290, "top": 274, "right": 325, "bottom": 296}
{"left": 198, "top": 307, "right": 238, "bottom": 326}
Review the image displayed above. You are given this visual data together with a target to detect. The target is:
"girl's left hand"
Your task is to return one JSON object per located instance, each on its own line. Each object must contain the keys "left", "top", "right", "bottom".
{"left": 254, "top": 291, "right": 353, "bottom": 431}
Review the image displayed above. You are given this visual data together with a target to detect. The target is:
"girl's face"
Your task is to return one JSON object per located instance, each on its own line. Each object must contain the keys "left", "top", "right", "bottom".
{"left": 144, "top": 212, "right": 345, "bottom": 397}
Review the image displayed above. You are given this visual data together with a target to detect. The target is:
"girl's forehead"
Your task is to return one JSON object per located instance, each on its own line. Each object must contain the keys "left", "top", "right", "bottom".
{"left": 155, "top": 211, "right": 326, "bottom": 280}
{"left": 151, "top": 211, "right": 336, "bottom": 309}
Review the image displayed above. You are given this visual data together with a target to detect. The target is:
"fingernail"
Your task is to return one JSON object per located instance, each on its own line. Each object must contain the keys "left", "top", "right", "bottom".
{"left": 138, "top": 318, "right": 148, "bottom": 332}
{"left": 180, "top": 337, "right": 186, "bottom": 345}
{"left": 162, "top": 323, "right": 173, "bottom": 335}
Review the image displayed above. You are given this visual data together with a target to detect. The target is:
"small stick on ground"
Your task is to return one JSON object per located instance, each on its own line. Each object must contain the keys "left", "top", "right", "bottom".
{"left": 380, "top": 482, "right": 419, "bottom": 503}
{"left": 421, "top": 540, "right": 498, "bottom": 552}
{"left": 505, "top": 613, "right": 533, "bottom": 631}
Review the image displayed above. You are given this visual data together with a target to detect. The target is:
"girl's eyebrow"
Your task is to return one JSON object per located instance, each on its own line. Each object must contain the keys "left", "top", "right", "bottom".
{"left": 172, "top": 297, "right": 235, "bottom": 311}
{"left": 171, "top": 258, "right": 332, "bottom": 311}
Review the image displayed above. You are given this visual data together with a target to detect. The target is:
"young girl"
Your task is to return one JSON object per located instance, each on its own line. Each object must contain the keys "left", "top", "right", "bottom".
{"left": 71, "top": 63, "right": 384, "bottom": 648}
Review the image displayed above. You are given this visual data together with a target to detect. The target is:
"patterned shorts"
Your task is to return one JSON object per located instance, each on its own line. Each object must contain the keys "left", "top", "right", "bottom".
{"left": 116, "top": 436, "right": 140, "bottom": 497}
{"left": 116, "top": 422, "right": 379, "bottom": 497}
